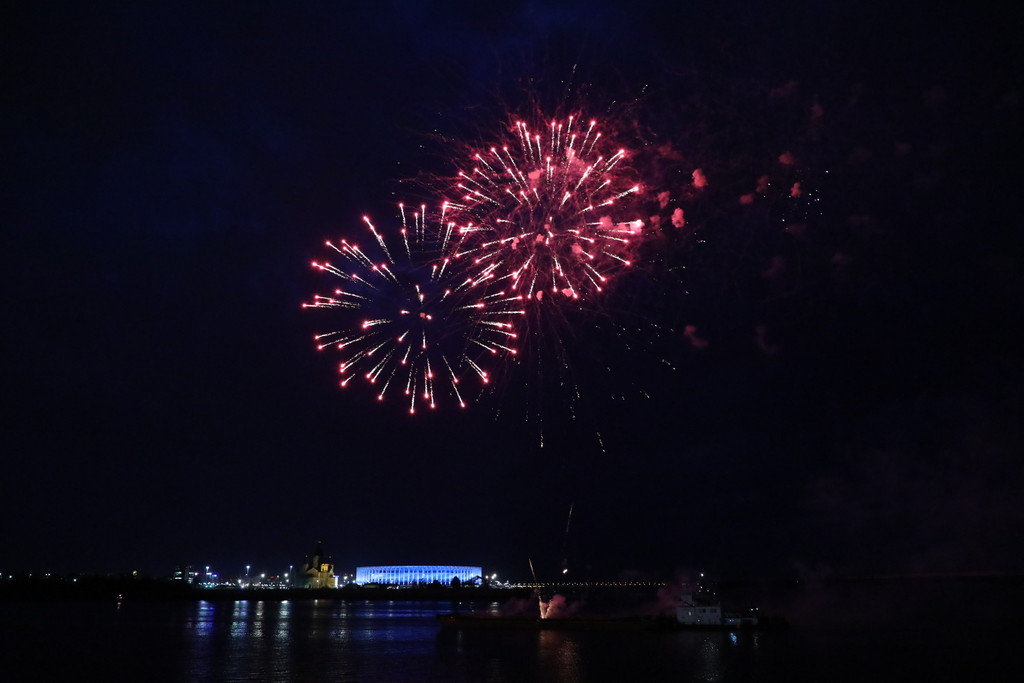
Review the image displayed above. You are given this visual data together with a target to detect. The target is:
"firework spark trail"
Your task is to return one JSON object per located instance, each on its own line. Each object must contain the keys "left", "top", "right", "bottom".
{"left": 447, "top": 114, "right": 646, "bottom": 305}
{"left": 303, "top": 204, "right": 524, "bottom": 413}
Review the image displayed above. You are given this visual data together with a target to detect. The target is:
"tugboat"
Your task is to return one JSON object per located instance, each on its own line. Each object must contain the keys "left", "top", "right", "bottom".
{"left": 675, "top": 583, "right": 760, "bottom": 629}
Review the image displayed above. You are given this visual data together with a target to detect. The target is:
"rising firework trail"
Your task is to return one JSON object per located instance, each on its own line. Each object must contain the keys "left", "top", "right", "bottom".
{"left": 446, "top": 114, "right": 645, "bottom": 305}
{"left": 303, "top": 204, "right": 524, "bottom": 414}
{"left": 560, "top": 501, "right": 574, "bottom": 575}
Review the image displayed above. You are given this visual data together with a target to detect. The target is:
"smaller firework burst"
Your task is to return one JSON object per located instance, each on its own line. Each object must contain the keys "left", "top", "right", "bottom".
{"left": 303, "top": 204, "right": 524, "bottom": 414}
{"left": 447, "top": 114, "right": 645, "bottom": 304}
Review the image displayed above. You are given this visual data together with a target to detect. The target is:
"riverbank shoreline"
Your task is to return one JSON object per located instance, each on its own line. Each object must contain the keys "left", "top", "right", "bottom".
{"left": 0, "top": 576, "right": 532, "bottom": 602}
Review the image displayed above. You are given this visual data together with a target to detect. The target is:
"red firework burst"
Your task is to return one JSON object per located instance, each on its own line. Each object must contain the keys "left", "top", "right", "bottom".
{"left": 303, "top": 204, "right": 523, "bottom": 414}
{"left": 447, "top": 114, "right": 645, "bottom": 304}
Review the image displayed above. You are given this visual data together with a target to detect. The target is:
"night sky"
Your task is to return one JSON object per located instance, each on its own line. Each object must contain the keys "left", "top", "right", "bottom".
{"left": 4, "top": 1, "right": 1022, "bottom": 582}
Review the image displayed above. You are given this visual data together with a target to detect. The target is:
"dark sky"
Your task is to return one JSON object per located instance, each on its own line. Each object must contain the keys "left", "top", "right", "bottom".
{"left": 4, "top": 1, "right": 1022, "bottom": 581}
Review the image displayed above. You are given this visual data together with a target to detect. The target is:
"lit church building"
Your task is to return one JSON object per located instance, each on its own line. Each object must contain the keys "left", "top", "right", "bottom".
{"left": 301, "top": 541, "right": 338, "bottom": 588}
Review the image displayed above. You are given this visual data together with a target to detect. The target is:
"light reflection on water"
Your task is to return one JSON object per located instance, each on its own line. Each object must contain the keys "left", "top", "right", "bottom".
{"left": 698, "top": 633, "right": 723, "bottom": 681}
{"left": 180, "top": 599, "right": 476, "bottom": 681}
{"left": 2, "top": 596, "right": 1019, "bottom": 682}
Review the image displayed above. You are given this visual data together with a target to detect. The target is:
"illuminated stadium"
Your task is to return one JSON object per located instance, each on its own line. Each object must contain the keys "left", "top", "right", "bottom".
{"left": 354, "top": 565, "right": 482, "bottom": 586}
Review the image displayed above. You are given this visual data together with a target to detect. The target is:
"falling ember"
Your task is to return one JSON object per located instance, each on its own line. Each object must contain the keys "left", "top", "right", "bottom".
{"left": 446, "top": 113, "right": 645, "bottom": 304}
{"left": 303, "top": 204, "right": 524, "bottom": 412}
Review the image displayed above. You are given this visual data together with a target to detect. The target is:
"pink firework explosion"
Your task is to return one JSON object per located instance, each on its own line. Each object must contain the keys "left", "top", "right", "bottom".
{"left": 447, "top": 114, "right": 645, "bottom": 303}
{"left": 303, "top": 204, "right": 524, "bottom": 414}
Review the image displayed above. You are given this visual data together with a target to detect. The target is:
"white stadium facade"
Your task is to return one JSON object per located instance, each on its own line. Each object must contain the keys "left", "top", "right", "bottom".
{"left": 354, "top": 565, "right": 482, "bottom": 586}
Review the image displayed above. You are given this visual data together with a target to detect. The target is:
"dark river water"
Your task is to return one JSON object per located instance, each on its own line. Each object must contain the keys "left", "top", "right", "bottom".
{"left": 2, "top": 581, "right": 1021, "bottom": 682}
